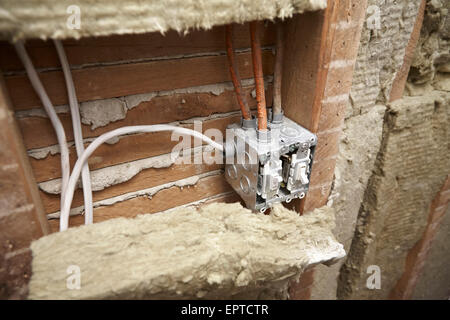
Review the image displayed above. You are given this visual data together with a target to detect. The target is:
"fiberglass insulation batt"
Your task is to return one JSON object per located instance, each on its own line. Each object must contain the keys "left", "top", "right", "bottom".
{"left": 29, "top": 203, "right": 345, "bottom": 299}
{"left": 0, "top": 0, "right": 327, "bottom": 40}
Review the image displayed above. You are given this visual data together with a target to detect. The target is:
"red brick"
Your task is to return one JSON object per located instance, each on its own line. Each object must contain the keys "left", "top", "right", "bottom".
{"left": 289, "top": 269, "right": 315, "bottom": 300}
{"left": 0, "top": 249, "right": 32, "bottom": 299}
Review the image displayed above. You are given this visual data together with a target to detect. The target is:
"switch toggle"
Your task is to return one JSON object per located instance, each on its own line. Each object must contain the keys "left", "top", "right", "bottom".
{"left": 295, "top": 162, "right": 309, "bottom": 185}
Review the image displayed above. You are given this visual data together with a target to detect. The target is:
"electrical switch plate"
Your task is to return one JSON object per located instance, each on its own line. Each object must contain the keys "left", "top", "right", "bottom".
{"left": 224, "top": 117, "right": 317, "bottom": 213}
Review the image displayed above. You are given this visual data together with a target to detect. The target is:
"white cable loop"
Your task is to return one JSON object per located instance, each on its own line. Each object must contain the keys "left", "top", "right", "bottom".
{"left": 59, "top": 125, "right": 223, "bottom": 231}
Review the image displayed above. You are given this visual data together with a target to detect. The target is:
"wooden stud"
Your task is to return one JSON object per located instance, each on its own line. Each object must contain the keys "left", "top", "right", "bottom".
{"left": 281, "top": 0, "right": 369, "bottom": 298}
{"left": 0, "top": 73, "right": 49, "bottom": 299}
{"left": 0, "top": 23, "right": 275, "bottom": 72}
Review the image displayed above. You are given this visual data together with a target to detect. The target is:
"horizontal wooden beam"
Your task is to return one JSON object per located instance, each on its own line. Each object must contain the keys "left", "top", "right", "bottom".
{"left": 0, "top": 73, "right": 49, "bottom": 299}
{"left": 47, "top": 174, "right": 236, "bottom": 232}
{"left": 6, "top": 51, "right": 274, "bottom": 110}
{"left": 18, "top": 84, "right": 273, "bottom": 150}
{"left": 0, "top": 23, "right": 276, "bottom": 72}
{"left": 41, "top": 162, "right": 223, "bottom": 214}
{"left": 30, "top": 114, "right": 240, "bottom": 183}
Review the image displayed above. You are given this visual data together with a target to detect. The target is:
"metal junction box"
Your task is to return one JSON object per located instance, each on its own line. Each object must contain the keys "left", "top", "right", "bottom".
{"left": 224, "top": 117, "right": 317, "bottom": 213}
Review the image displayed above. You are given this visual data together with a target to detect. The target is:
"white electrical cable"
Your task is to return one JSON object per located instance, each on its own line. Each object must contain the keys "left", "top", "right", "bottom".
{"left": 59, "top": 125, "right": 224, "bottom": 231}
{"left": 53, "top": 40, "right": 94, "bottom": 226}
{"left": 14, "top": 41, "right": 71, "bottom": 212}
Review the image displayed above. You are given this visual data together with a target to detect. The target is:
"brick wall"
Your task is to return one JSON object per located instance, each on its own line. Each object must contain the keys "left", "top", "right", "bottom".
{"left": 0, "top": 75, "right": 50, "bottom": 299}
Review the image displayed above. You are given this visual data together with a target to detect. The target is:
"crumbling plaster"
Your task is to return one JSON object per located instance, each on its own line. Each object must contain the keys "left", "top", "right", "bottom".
{"left": 311, "top": 0, "right": 424, "bottom": 299}
{"left": 349, "top": 0, "right": 423, "bottom": 116}
{"left": 412, "top": 207, "right": 450, "bottom": 299}
{"left": 338, "top": 90, "right": 449, "bottom": 299}
{"left": 333, "top": 0, "right": 449, "bottom": 299}
{"left": 311, "top": 105, "right": 386, "bottom": 299}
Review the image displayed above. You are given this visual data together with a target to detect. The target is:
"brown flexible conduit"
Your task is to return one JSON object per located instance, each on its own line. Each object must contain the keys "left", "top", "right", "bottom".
{"left": 249, "top": 21, "right": 268, "bottom": 131}
{"left": 273, "top": 23, "right": 284, "bottom": 117}
{"left": 225, "top": 25, "right": 252, "bottom": 120}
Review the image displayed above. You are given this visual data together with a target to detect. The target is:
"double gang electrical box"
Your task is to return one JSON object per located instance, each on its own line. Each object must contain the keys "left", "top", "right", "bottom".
{"left": 225, "top": 117, "right": 317, "bottom": 213}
